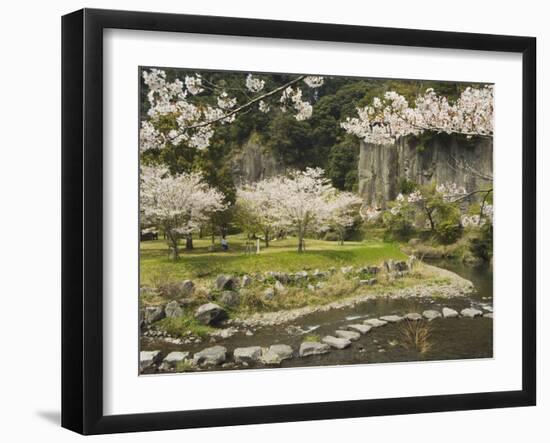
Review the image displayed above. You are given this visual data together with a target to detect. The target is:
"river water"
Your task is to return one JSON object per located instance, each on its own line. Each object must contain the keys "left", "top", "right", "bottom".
{"left": 142, "top": 260, "right": 493, "bottom": 371}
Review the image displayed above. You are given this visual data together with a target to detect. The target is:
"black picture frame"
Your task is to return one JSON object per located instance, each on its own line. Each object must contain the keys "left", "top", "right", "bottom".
{"left": 62, "top": 8, "right": 537, "bottom": 435}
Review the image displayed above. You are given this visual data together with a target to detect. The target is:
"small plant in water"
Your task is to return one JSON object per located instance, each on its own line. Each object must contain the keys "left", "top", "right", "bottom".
{"left": 399, "top": 319, "right": 433, "bottom": 354}
{"left": 303, "top": 333, "right": 321, "bottom": 343}
{"left": 175, "top": 359, "right": 195, "bottom": 373}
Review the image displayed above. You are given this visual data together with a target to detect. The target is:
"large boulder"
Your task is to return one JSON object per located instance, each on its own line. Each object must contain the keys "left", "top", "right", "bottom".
{"left": 261, "top": 344, "right": 294, "bottom": 365}
{"left": 294, "top": 270, "right": 308, "bottom": 280}
{"left": 140, "top": 350, "right": 162, "bottom": 371}
{"left": 194, "top": 303, "right": 228, "bottom": 325}
{"left": 274, "top": 280, "right": 286, "bottom": 294}
{"left": 266, "top": 271, "right": 290, "bottom": 283}
{"left": 159, "top": 351, "right": 190, "bottom": 371}
{"left": 335, "top": 330, "right": 361, "bottom": 341}
{"left": 193, "top": 346, "right": 227, "bottom": 366}
{"left": 219, "top": 291, "right": 241, "bottom": 308}
{"left": 144, "top": 306, "right": 165, "bottom": 324}
{"left": 263, "top": 288, "right": 275, "bottom": 300}
{"left": 367, "top": 265, "right": 380, "bottom": 275}
{"left": 215, "top": 275, "right": 238, "bottom": 291}
{"left": 158, "top": 280, "right": 195, "bottom": 298}
{"left": 384, "top": 259, "right": 396, "bottom": 273}
{"left": 233, "top": 346, "right": 263, "bottom": 364}
{"left": 165, "top": 300, "right": 184, "bottom": 318}
{"left": 322, "top": 335, "right": 351, "bottom": 349}
{"left": 241, "top": 275, "right": 252, "bottom": 287}
{"left": 299, "top": 342, "right": 330, "bottom": 357}
{"left": 461, "top": 308, "right": 483, "bottom": 318}
{"left": 394, "top": 261, "right": 408, "bottom": 272}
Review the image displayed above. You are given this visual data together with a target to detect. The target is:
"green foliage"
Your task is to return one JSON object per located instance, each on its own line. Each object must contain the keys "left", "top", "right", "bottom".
{"left": 383, "top": 205, "right": 417, "bottom": 241}
{"left": 398, "top": 178, "right": 418, "bottom": 195}
{"left": 140, "top": 235, "right": 406, "bottom": 287}
{"left": 154, "top": 316, "right": 214, "bottom": 338}
{"left": 469, "top": 222, "right": 493, "bottom": 261}
{"left": 435, "top": 217, "right": 463, "bottom": 244}
{"left": 303, "top": 334, "right": 322, "bottom": 343}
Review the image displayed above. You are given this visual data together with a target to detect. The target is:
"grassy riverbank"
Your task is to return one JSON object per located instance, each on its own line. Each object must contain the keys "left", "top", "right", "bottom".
{"left": 140, "top": 234, "right": 407, "bottom": 287}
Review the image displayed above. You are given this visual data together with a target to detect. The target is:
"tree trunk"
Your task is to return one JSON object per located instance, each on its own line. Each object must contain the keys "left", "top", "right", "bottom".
{"left": 297, "top": 230, "right": 305, "bottom": 252}
{"left": 264, "top": 229, "right": 270, "bottom": 248}
{"left": 426, "top": 208, "right": 435, "bottom": 231}
{"left": 185, "top": 235, "right": 194, "bottom": 250}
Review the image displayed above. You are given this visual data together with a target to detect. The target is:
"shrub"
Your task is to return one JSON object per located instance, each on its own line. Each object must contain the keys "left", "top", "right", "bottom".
{"left": 469, "top": 222, "right": 493, "bottom": 261}
{"left": 383, "top": 205, "right": 417, "bottom": 241}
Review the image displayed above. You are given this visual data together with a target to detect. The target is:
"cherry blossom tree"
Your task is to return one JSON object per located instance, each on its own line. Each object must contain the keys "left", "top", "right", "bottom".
{"left": 260, "top": 168, "right": 336, "bottom": 252}
{"left": 140, "top": 69, "right": 324, "bottom": 152}
{"left": 341, "top": 85, "right": 494, "bottom": 145}
{"left": 140, "top": 165, "right": 226, "bottom": 259}
{"left": 236, "top": 181, "right": 288, "bottom": 248}
{"left": 325, "top": 192, "right": 363, "bottom": 245}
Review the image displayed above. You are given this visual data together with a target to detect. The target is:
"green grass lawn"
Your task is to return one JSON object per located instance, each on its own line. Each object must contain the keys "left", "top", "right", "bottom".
{"left": 140, "top": 234, "right": 406, "bottom": 287}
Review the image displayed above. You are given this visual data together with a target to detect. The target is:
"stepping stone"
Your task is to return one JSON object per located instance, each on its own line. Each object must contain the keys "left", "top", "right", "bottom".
{"left": 380, "top": 315, "right": 403, "bottom": 323}
{"left": 261, "top": 344, "right": 294, "bottom": 365}
{"left": 140, "top": 350, "right": 162, "bottom": 371}
{"left": 335, "top": 330, "right": 361, "bottom": 341}
{"left": 233, "top": 346, "right": 262, "bottom": 364}
{"left": 482, "top": 305, "right": 493, "bottom": 312}
{"left": 160, "top": 351, "right": 189, "bottom": 371}
{"left": 363, "top": 318, "right": 388, "bottom": 328}
{"left": 299, "top": 342, "right": 330, "bottom": 357}
{"left": 322, "top": 335, "right": 352, "bottom": 349}
{"left": 346, "top": 324, "right": 372, "bottom": 334}
{"left": 423, "top": 310, "right": 442, "bottom": 321}
{"left": 484, "top": 313, "right": 493, "bottom": 319}
{"left": 193, "top": 346, "right": 227, "bottom": 366}
{"left": 442, "top": 307, "right": 459, "bottom": 318}
{"left": 461, "top": 308, "right": 483, "bottom": 318}
{"left": 404, "top": 313, "right": 422, "bottom": 321}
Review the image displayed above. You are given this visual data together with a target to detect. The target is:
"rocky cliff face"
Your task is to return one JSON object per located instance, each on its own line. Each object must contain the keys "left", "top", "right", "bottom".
{"left": 230, "top": 136, "right": 284, "bottom": 186}
{"left": 358, "top": 135, "right": 493, "bottom": 207}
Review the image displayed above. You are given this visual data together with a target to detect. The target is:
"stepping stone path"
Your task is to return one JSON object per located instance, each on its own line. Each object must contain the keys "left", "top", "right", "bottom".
{"left": 461, "top": 308, "right": 483, "bottom": 318}
{"left": 160, "top": 351, "right": 189, "bottom": 371}
{"left": 346, "top": 324, "right": 372, "bottom": 334}
{"left": 233, "top": 346, "right": 262, "bottom": 364}
{"left": 380, "top": 315, "right": 403, "bottom": 323}
{"left": 299, "top": 342, "right": 330, "bottom": 357}
{"left": 261, "top": 344, "right": 294, "bottom": 365}
{"left": 442, "top": 307, "right": 459, "bottom": 318}
{"left": 404, "top": 313, "right": 422, "bottom": 321}
{"left": 423, "top": 310, "right": 442, "bottom": 321}
{"left": 484, "top": 313, "right": 493, "bottom": 319}
{"left": 140, "top": 350, "right": 162, "bottom": 371}
{"left": 193, "top": 345, "right": 227, "bottom": 366}
{"left": 363, "top": 318, "right": 388, "bottom": 328}
{"left": 335, "top": 330, "right": 361, "bottom": 341}
{"left": 322, "top": 335, "right": 352, "bottom": 349}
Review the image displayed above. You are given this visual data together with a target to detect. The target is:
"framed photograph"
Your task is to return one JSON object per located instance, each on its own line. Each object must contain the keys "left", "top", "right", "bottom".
{"left": 62, "top": 8, "right": 536, "bottom": 435}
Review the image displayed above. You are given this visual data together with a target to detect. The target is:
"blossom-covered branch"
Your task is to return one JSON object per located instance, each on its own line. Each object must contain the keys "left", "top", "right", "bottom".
{"left": 341, "top": 86, "right": 494, "bottom": 145}
{"left": 140, "top": 69, "right": 324, "bottom": 151}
